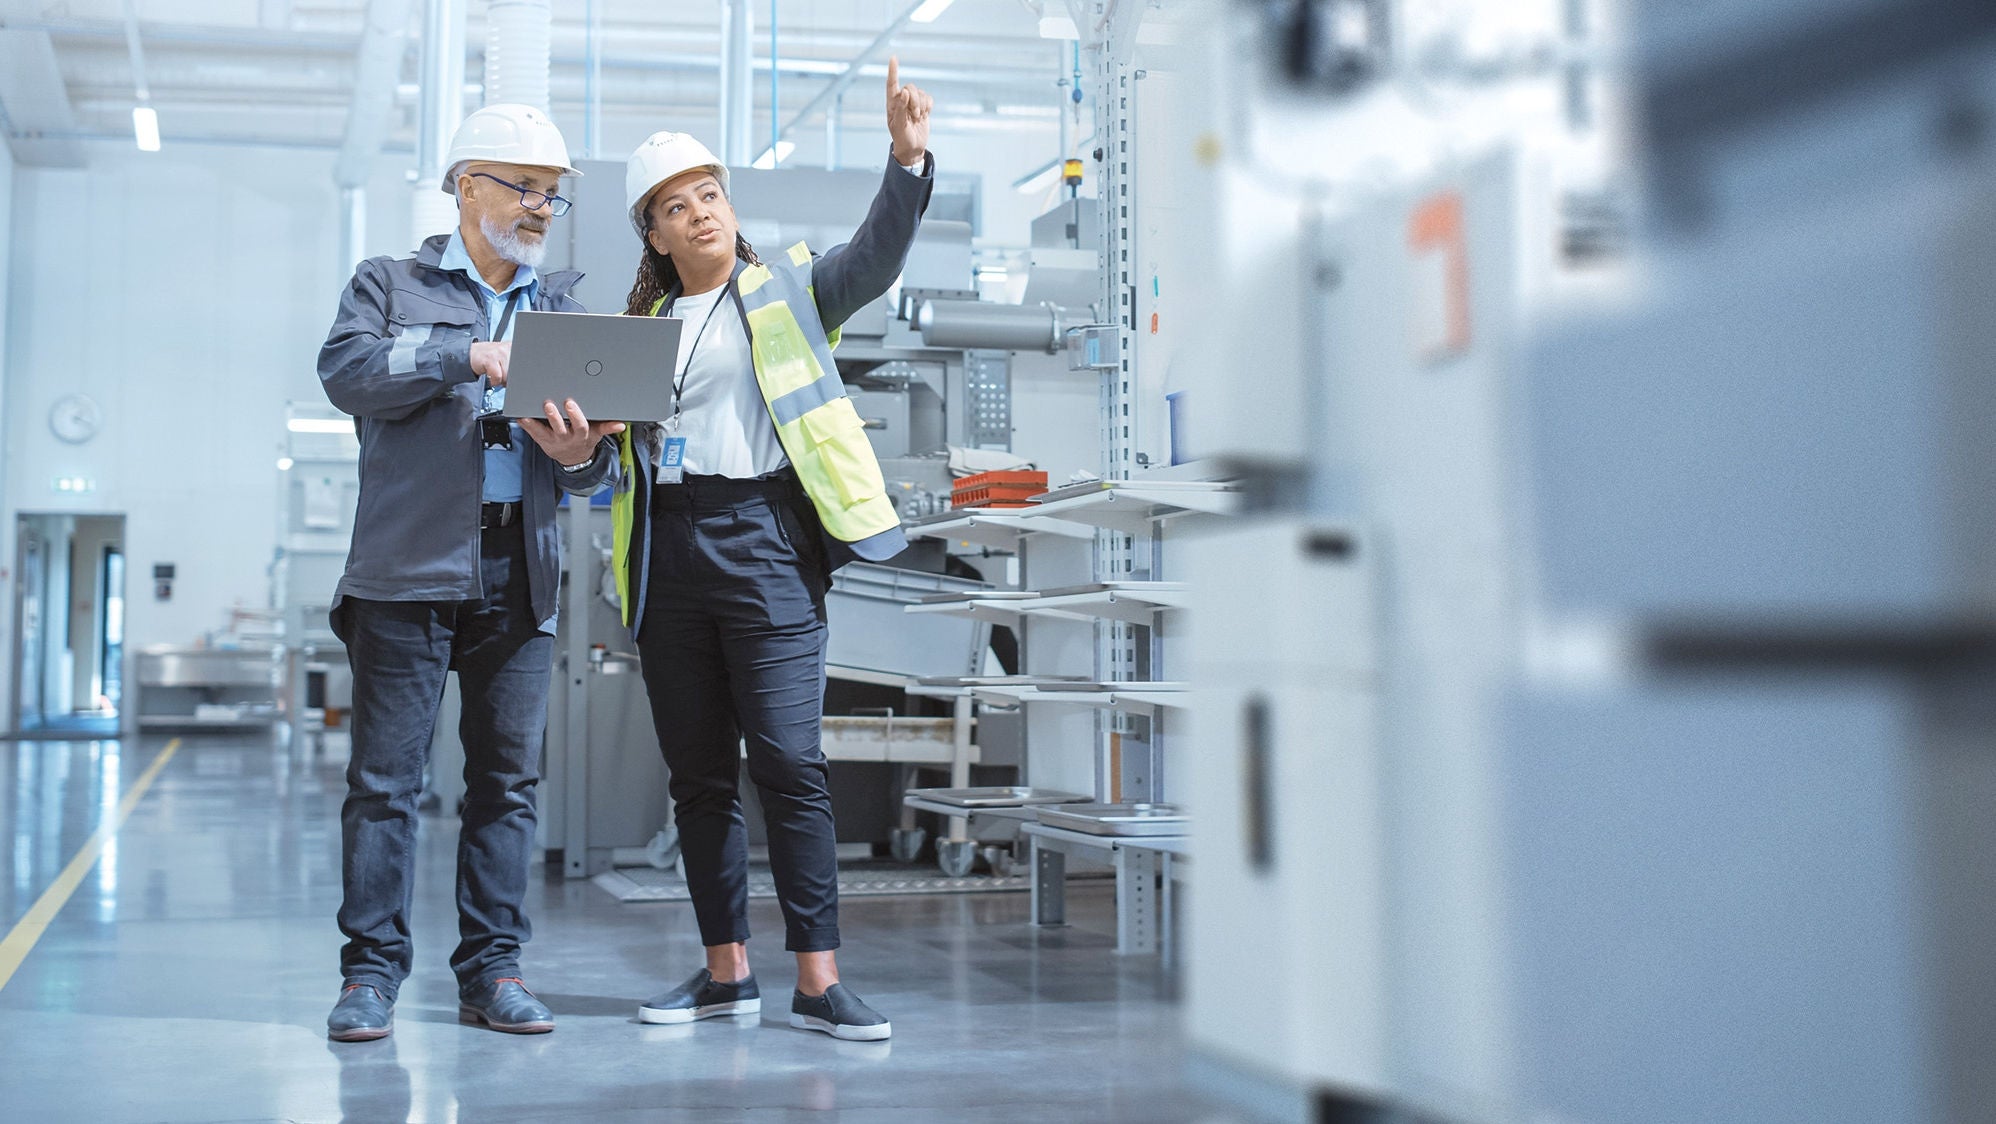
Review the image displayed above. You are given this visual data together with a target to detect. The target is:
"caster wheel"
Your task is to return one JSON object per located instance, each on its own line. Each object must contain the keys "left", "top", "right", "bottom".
{"left": 937, "top": 840, "right": 978, "bottom": 878}
{"left": 890, "top": 827, "right": 927, "bottom": 865}
{"left": 982, "top": 845, "right": 1017, "bottom": 878}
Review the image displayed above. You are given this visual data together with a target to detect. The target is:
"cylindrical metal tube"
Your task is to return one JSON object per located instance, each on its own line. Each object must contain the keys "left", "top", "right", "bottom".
{"left": 719, "top": 0, "right": 754, "bottom": 165}
{"left": 415, "top": 0, "right": 465, "bottom": 185}
{"left": 340, "top": 185, "right": 368, "bottom": 273}
{"left": 916, "top": 300, "right": 1064, "bottom": 353}
{"left": 413, "top": 0, "right": 465, "bottom": 239}
{"left": 485, "top": 0, "right": 553, "bottom": 113}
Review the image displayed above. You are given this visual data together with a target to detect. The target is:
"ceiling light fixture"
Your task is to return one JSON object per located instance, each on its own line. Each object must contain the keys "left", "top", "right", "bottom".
{"left": 287, "top": 418, "right": 354, "bottom": 434}
{"left": 910, "top": 0, "right": 956, "bottom": 24}
{"left": 132, "top": 105, "right": 161, "bottom": 152}
{"left": 123, "top": 0, "right": 158, "bottom": 151}
{"left": 751, "top": 140, "right": 796, "bottom": 169}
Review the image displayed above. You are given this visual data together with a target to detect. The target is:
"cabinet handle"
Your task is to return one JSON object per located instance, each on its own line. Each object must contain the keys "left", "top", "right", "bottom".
{"left": 1244, "top": 693, "right": 1273, "bottom": 875}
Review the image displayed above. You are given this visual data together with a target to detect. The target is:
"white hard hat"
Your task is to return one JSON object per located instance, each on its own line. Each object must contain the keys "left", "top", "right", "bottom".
{"left": 440, "top": 103, "right": 581, "bottom": 196}
{"left": 625, "top": 130, "right": 728, "bottom": 233}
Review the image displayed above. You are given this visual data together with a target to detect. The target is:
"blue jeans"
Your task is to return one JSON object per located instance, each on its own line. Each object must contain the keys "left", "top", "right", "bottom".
{"left": 635, "top": 472, "right": 841, "bottom": 953}
{"left": 332, "top": 523, "right": 551, "bottom": 1000}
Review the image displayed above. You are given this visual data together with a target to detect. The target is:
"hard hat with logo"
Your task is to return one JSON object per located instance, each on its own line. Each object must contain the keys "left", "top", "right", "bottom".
{"left": 440, "top": 103, "right": 581, "bottom": 196}
{"left": 625, "top": 131, "right": 729, "bottom": 233}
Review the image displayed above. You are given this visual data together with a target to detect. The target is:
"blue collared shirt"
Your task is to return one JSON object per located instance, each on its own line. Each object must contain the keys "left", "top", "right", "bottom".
{"left": 439, "top": 231, "right": 538, "bottom": 503}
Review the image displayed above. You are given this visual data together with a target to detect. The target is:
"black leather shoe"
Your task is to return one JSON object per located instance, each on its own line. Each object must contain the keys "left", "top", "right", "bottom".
{"left": 790, "top": 983, "right": 891, "bottom": 1041}
{"left": 459, "top": 977, "right": 555, "bottom": 1034}
{"left": 638, "top": 968, "right": 761, "bottom": 1024}
{"left": 328, "top": 984, "right": 393, "bottom": 1042}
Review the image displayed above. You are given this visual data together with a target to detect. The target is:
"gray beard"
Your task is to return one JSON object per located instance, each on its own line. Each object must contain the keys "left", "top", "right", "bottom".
{"left": 482, "top": 215, "right": 549, "bottom": 269}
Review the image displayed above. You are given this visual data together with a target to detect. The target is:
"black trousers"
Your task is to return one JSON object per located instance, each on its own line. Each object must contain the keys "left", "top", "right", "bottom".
{"left": 635, "top": 472, "right": 840, "bottom": 953}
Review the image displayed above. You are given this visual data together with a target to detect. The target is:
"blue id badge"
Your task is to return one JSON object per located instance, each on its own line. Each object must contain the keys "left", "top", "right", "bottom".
{"left": 658, "top": 436, "right": 687, "bottom": 483}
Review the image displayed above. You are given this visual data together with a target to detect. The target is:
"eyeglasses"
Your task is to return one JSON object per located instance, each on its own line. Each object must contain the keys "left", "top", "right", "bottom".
{"left": 468, "top": 172, "right": 573, "bottom": 217}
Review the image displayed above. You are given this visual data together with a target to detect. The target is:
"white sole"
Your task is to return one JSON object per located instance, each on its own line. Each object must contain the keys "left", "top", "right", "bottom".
{"left": 637, "top": 997, "right": 761, "bottom": 1024}
{"left": 789, "top": 1012, "right": 892, "bottom": 1041}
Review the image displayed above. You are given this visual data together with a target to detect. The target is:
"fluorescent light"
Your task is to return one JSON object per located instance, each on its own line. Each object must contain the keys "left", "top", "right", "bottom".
{"left": 132, "top": 105, "right": 160, "bottom": 152}
{"left": 276, "top": 457, "right": 295, "bottom": 472}
{"left": 1012, "top": 158, "right": 1061, "bottom": 194}
{"left": 287, "top": 418, "right": 353, "bottom": 434}
{"left": 751, "top": 140, "right": 795, "bottom": 170}
{"left": 910, "top": 0, "right": 955, "bottom": 23}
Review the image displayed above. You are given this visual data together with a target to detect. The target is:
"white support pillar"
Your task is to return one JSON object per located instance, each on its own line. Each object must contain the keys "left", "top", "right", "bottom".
{"left": 718, "top": 0, "right": 754, "bottom": 166}
{"left": 412, "top": 0, "right": 466, "bottom": 241}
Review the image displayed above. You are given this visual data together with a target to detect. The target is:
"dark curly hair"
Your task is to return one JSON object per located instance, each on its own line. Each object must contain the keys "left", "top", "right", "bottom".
{"left": 623, "top": 223, "right": 762, "bottom": 316}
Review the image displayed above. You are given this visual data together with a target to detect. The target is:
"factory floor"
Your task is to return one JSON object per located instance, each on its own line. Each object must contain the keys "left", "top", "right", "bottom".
{"left": 0, "top": 734, "right": 1220, "bottom": 1123}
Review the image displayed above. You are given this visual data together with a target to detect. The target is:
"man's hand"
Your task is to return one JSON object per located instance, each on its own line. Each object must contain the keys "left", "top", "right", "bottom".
{"left": 470, "top": 340, "right": 512, "bottom": 388}
{"left": 885, "top": 56, "right": 932, "bottom": 167}
{"left": 519, "top": 398, "right": 627, "bottom": 468}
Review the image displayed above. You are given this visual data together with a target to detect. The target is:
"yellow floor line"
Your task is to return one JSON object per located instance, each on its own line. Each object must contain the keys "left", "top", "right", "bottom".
{"left": 0, "top": 737, "right": 183, "bottom": 993}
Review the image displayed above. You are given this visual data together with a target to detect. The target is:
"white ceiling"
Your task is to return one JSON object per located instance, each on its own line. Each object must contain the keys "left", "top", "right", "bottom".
{"left": 0, "top": 0, "right": 1077, "bottom": 160}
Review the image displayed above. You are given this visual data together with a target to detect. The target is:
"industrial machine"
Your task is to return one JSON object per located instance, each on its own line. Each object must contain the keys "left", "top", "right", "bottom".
{"left": 1179, "top": 1, "right": 1996, "bottom": 1122}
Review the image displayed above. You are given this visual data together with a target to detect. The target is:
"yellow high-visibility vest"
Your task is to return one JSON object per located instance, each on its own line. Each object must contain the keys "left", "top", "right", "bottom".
{"left": 609, "top": 241, "right": 906, "bottom": 627}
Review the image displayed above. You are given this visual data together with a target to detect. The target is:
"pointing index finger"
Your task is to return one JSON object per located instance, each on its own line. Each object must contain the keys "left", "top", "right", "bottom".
{"left": 887, "top": 55, "right": 899, "bottom": 97}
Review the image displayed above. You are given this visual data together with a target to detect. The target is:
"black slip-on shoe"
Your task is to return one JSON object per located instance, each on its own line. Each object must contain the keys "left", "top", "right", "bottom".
{"left": 328, "top": 983, "right": 393, "bottom": 1042}
{"left": 789, "top": 983, "right": 891, "bottom": 1041}
{"left": 458, "top": 977, "right": 555, "bottom": 1034}
{"left": 638, "top": 968, "right": 761, "bottom": 1024}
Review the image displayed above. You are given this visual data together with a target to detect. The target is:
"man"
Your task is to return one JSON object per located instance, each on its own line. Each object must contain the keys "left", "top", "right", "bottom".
{"left": 317, "top": 103, "right": 623, "bottom": 1042}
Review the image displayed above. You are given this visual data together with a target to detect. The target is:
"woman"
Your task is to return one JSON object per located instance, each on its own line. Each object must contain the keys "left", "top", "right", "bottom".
{"left": 608, "top": 58, "right": 934, "bottom": 1041}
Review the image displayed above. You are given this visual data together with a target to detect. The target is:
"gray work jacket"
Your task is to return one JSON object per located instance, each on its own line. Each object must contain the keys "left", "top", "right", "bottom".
{"left": 318, "top": 233, "right": 615, "bottom": 634}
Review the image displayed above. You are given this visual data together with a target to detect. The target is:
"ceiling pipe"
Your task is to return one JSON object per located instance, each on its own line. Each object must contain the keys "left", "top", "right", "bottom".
{"left": 771, "top": 0, "right": 924, "bottom": 151}
{"left": 22, "top": 17, "right": 1061, "bottom": 66}
{"left": 333, "top": 0, "right": 415, "bottom": 189}
{"left": 411, "top": 0, "right": 465, "bottom": 241}
{"left": 582, "top": 0, "right": 601, "bottom": 157}
{"left": 718, "top": 0, "right": 753, "bottom": 165}
{"left": 484, "top": 0, "right": 551, "bottom": 113}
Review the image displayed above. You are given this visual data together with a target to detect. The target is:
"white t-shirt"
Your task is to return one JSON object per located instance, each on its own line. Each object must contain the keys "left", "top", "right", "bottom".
{"left": 660, "top": 285, "right": 789, "bottom": 479}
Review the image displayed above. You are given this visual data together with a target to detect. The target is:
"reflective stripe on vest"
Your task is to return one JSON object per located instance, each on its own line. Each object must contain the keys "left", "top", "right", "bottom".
{"left": 608, "top": 240, "right": 903, "bottom": 626}
{"left": 611, "top": 427, "right": 640, "bottom": 625}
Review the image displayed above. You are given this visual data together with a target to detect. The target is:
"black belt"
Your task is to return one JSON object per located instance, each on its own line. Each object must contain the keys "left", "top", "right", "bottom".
{"left": 651, "top": 469, "right": 802, "bottom": 510}
{"left": 481, "top": 501, "right": 522, "bottom": 529}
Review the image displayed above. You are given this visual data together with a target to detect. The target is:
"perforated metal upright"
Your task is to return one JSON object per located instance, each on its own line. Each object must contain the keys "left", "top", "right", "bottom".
{"left": 1083, "top": 0, "right": 1159, "bottom": 807}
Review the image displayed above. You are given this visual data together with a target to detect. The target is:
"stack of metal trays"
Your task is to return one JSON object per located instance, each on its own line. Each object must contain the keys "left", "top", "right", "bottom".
{"left": 1033, "top": 802, "right": 1190, "bottom": 836}
{"left": 905, "top": 787, "right": 1092, "bottom": 809}
{"left": 912, "top": 674, "right": 1090, "bottom": 688}
{"left": 1031, "top": 681, "right": 1188, "bottom": 693}
{"left": 915, "top": 589, "right": 1043, "bottom": 603}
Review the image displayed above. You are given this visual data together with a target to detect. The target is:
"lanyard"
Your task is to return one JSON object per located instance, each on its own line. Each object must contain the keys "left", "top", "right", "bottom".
{"left": 479, "top": 289, "right": 528, "bottom": 420}
{"left": 491, "top": 288, "right": 526, "bottom": 342}
{"left": 661, "top": 289, "right": 732, "bottom": 427}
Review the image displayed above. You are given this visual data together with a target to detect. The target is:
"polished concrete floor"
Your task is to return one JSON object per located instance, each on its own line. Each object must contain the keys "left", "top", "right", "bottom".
{"left": 0, "top": 733, "right": 1225, "bottom": 1123}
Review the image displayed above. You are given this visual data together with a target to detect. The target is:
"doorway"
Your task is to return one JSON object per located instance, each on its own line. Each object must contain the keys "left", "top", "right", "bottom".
{"left": 11, "top": 513, "right": 127, "bottom": 737}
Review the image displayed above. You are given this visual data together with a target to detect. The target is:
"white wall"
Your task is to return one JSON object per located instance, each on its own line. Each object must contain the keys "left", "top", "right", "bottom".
{"left": 0, "top": 140, "right": 403, "bottom": 729}
{"left": 0, "top": 138, "right": 15, "bottom": 726}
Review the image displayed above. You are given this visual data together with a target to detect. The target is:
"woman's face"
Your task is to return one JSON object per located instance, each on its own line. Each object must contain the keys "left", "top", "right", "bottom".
{"left": 643, "top": 169, "right": 739, "bottom": 270}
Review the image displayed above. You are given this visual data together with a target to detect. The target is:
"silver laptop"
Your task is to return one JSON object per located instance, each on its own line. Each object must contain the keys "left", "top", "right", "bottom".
{"left": 502, "top": 310, "right": 682, "bottom": 423}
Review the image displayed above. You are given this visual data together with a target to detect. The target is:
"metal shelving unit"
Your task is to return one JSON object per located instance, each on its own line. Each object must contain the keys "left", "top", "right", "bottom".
{"left": 135, "top": 645, "right": 284, "bottom": 730}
